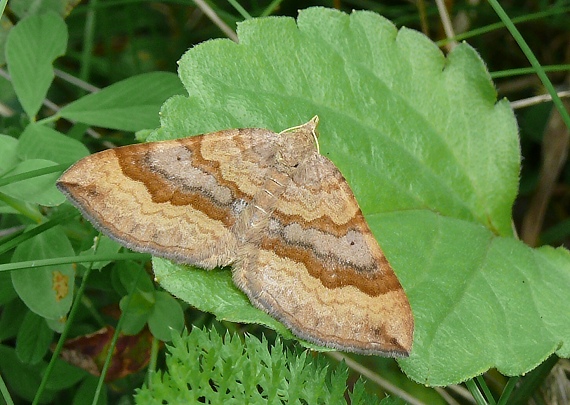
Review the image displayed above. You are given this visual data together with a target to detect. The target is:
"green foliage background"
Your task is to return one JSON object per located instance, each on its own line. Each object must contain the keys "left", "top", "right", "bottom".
{"left": 0, "top": 1, "right": 569, "bottom": 404}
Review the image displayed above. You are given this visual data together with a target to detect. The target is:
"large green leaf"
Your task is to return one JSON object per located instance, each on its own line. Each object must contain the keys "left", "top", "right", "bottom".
{"left": 5, "top": 12, "right": 67, "bottom": 118}
{"left": 378, "top": 211, "right": 570, "bottom": 383}
{"left": 142, "top": 7, "right": 566, "bottom": 385}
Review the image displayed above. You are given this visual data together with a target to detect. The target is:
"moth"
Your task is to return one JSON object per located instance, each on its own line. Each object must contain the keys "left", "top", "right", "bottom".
{"left": 57, "top": 116, "right": 414, "bottom": 356}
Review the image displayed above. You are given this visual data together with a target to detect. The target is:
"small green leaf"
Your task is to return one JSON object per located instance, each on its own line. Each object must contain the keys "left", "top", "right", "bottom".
{"left": 0, "top": 159, "right": 65, "bottom": 206}
{"left": 17, "top": 124, "right": 89, "bottom": 164}
{"left": 116, "top": 261, "right": 154, "bottom": 293}
{"left": 45, "top": 317, "right": 66, "bottom": 334}
{"left": 0, "top": 271, "right": 17, "bottom": 306}
{"left": 5, "top": 12, "right": 67, "bottom": 118}
{"left": 10, "top": 0, "right": 82, "bottom": 19}
{"left": 11, "top": 225, "right": 75, "bottom": 320}
{"left": 45, "top": 357, "right": 90, "bottom": 391}
{"left": 72, "top": 376, "right": 107, "bottom": 405}
{"left": 80, "top": 235, "right": 122, "bottom": 270}
{"left": 120, "top": 291, "right": 153, "bottom": 335}
{"left": 0, "top": 134, "right": 19, "bottom": 176}
{"left": 59, "top": 72, "right": 185, "bottom": 132}
{"left": 148, "top": 291, "right": 184, "bottom": 341}
{"left": 0, "top": 16, "right": 14, "bottom": 66}
{"left": 16, "top": 311, "right": 53, "bottom": 364}
{"left": 0, "top": 299, "right": 27, "bottom": 341}
{"left": 0, "top": 345, "right": 56, "bottom": 403}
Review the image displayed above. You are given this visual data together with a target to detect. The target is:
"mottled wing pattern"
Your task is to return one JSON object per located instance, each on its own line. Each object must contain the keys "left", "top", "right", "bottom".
{"left": 57, "top": 128, "right": 278, "bottom": 269}
{"left": 58, "top": 118, "right": 413, "bottom": 356}
{"left": 232, "top": 153, "right": 414, "bottom": 356}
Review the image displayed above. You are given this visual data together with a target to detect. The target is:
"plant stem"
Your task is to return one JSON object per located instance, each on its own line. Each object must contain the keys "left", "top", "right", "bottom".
{"left": 487, "top": 0, "right": 570, "bottom": 130}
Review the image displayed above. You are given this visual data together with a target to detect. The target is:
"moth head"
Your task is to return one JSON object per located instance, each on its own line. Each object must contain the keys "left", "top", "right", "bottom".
{"left": 276, "top": 116, "right": 320, "bottom": 171}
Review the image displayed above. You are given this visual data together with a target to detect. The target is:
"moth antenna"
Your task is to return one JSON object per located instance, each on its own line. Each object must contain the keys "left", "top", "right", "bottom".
{"left": 310, "top": 117, "right": 320, "bottom": 154}
{"left": 279, "top": 115, "right": 320, "bottom": 153}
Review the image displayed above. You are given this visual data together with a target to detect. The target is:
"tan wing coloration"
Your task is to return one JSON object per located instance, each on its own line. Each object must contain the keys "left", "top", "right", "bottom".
{"left": 57, "top": 128, "right": 277, "bottom": 269}
{"left": 233, "top": 153, "right": 413, "bottom": 356}
{"left": 57, "top": 117, "right": 414, "bottom": 356}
